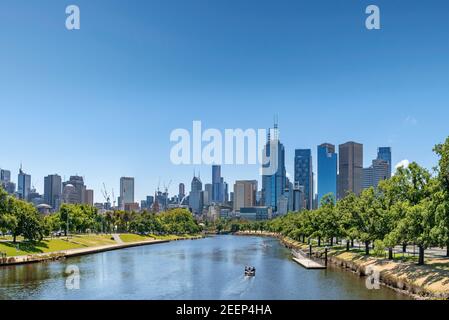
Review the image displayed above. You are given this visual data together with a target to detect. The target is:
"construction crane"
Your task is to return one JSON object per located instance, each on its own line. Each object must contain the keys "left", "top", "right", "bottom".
{"left": 111, "top": 188, "right": 116, "bottom": 208}
{"left": 101, "top": 183, "right": 111, "bottom": 208}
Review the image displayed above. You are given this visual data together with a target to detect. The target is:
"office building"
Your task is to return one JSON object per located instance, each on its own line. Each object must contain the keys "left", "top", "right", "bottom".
{"left": 338, "top": 142, "right": 363, "bottom": 199}
{"left": 62, "top": 176, "right": 86, "bottom": 204}
{"left": 189, "top": 175, "right": 203, "bottom": 215}
{"left": 317, "top": 143, "right": 337, "bottom": 205}
{"left": 17, "top": 166, "right": 31, "bottom": 201}
{"left": 85, "top": 189, "right": 94, "bottom": 206}
{"left": 294, "top": 149, "right": 313, "bottom": 209}
{"left": 363, "top": 159, "right": 390, "bottom": 189}
{"left": 240, "top": 207, "right": 271, "bottom": 221}
{"left": 119, "top": 177, "right": 134, "bottom": 208}
{"left": 178, "top": 183, "right": 185, "bottom": 203}
{"left": 233, "top": 180, "right": 258, "bottom": 212}
{"left": 377, "top": 147, "right": 392, "bottom": 178}
{"left": 44, "top": 174, "right": 62, "bottom": 211}
{"left": 261, "top": 122, "right": 287, "bottom": 213}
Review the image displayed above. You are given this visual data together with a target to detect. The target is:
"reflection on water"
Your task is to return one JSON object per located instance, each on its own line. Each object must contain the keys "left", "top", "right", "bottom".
{"left": 0, "top": 235, "right": 409, "bottom": 300}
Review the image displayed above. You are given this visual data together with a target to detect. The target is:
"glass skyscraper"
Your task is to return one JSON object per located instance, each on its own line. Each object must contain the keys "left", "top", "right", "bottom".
{"left": 317, "top": 143, "right": 337, "bottom": 205}
{"left": 377, "top": 147, "right": 392, "bottom": 178}
{"left": 261, "top": 124, "right": 286, "bottom": 214}
{"left": 294, "top": 149, "right": 313, "bottom": 210}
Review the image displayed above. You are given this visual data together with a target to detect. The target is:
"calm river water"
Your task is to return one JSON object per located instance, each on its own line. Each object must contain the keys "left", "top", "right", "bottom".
{"left": 0, "top": 235, "right": 408, "bottom": 300}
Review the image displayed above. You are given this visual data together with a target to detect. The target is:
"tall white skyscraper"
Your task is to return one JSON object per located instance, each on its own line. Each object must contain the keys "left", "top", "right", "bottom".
{"left": 120, "top": 177, "right": 135, "bottom": 208}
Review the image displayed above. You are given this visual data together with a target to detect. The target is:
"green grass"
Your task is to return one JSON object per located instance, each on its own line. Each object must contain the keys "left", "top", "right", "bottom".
{"left": 119, "top": 234, "right": 154, "bottom": 243}
{"left": 0, "top": 235, "right": 117, "bottom": 257}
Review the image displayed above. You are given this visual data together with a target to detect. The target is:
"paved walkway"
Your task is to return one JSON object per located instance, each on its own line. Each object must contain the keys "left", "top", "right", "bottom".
{"left": 112, "top": 234, "right": 123, "bottom": 244}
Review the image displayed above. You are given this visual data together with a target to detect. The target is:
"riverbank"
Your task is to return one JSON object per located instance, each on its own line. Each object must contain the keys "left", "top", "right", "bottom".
{"left": 0, "top": 234, "right": 203, "bottom": 266}
{"left": 236, "top": 231, "right": 449, "bottom": 300}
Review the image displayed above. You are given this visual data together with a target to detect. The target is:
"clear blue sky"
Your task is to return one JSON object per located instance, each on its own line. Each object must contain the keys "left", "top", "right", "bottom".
{"left": 1, "top": 0, "right": 448, "bottom": 203}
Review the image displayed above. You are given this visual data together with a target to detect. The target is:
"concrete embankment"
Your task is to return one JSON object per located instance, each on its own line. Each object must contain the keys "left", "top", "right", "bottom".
{"left": 236, "top": 231, "right": 449, "bottom": 300}
{"left": 0, "top": 236, "right": 202, "bottom": 267}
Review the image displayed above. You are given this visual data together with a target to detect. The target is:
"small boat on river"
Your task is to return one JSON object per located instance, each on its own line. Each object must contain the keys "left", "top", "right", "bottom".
{"left": 245, "top": 266, "right": 256, "bottom": 277}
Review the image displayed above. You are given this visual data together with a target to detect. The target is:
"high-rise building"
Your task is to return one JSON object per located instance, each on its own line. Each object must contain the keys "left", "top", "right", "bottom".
{"left": 1, "top": 169, "right": 11, "bottom": 183}
{"left": 212, "top": 165, "right": 222, "bottom": 203}
{"left": 363, "top": 159, "right": 390, "bottom": 190}
{"left": 377, "top": 147, "right": 392, "bottom": 178}
{"left": 189, "top": 175, "right": 203, "bottom": 215}
{"left": 178, "top": 183, "right": 186, "bottom": 203}
{"left": 0, "top": 169, "right": 15, "bottom": 194}
{"left": 17, "top": 166, "right": 31, "bottom": 201}
{"left": 292, "top": 182, "right": 305, "bottom": 212}
{"left": 63, "top": 176, "right": 86, "bottom": 204}
{"left": 85, "top": 189, "right": 94, "bottom": 206}
{"left": 233, "top": 180, "right": 258, "bottom": 212}
{"left": 204, "top": 183, "right": 213, "bottom": 206}
{"left": 294, "top": 149, "right": 313, "bottom": 210}
{"left": 317, "top": 143, "right": 338, "bottom": 205}
{"left": 44, "top": 174, "right": 62, "bottom": 211}
{"left": 338, "top": 142, "right": 363, "bottom": 199}
{"left": 261, "top": 122, "right": 287, "bottom": 213}
{"left": 119, "top": 177, "right": 134, "bottom": 208}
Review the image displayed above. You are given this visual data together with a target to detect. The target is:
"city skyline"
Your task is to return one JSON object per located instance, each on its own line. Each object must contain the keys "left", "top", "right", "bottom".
{"left": 1, "top": 0, "right": 448, "bottom": 202}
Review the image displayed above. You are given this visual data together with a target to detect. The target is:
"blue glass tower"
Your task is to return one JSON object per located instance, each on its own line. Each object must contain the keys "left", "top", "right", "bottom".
{"left": 377, "top": 147, "right": 392, "bottom": 178}
{"left": 294, "top": 149, "right": 313, "bottom": 210}
{"left": 261, "top": 123, "right": 286, "bottom": 214}
{"left": 317, "top": 143, "right": 337, "bottom": 205}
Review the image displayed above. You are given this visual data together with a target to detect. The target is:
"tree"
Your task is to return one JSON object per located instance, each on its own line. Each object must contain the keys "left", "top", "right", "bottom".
{"left": 337, "top": 193, "right": 359, "bottom": 251}
{"left": 354, "top": 188, "right": 384, "bottom": 255}
{"left": 433, "top": 137, "right": 449, "bottom": 256}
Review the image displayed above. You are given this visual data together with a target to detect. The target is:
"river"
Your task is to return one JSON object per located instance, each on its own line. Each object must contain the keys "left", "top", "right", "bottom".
{"left": 0, "top": 235, "right": 408, "bottom": 300}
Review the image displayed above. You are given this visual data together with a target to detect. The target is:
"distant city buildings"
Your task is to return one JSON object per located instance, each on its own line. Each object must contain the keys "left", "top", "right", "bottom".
{"left": 44, "top": 174, "right": 62, "bottom": 211}
{"left": 17, "top": 166, "right": 31, "bottom": 201}
{"left": 261, "top": 122, "right": 287, "bottom": 214}
{"left": 338, "top": 142, "right": 363, "bottom": 199}
{"left": 294, "top": 149, "right": 313, "bottom": 210}
{"left": 233, "top": 180, "right": 258, "bottom": 212}
{"left": 189, "top": 174, "right": 203, "bottom": 215}
{"left": 317, "top": 143, "right": 337, "bottom": 205}
{"left": 119, "top": 177, "right": 135, "bottom": 209}
{"left": 1, "top": 122, "right": 393, "bottom": 220}
{"left": 63, "top": 176, "right": 86, "bottom": 204}
{"left": 0, "top": 168, "right": 15, "bottom": 195}
{"left": 363, "top": 149, "right": 392, "bottom": 190}
{"left": 377, "top": 147, "right": 392, "bottom": 177}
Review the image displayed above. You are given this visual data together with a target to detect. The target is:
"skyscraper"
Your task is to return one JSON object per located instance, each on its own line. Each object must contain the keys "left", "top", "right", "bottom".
{"left": 63, "top": 176, "right": 86, "bottom": 204}
{"left": 294, "top": 149, "right": 313, "bottom": 210}
{"left": 317, "top": 143, "right": 337, "bottom": 205}
{"left": 84, "top": 189, "right": 94, "bottom": 206}
{"left": 189, "top": 174, "right": 203, "bottom": 215}
{"left": 233, "top": 180, "right": 258, "bottom": 212}
{"left": 204, "top": 183, "right": 213, "bottom": 206}
{"left": 211, "top": 165, "right": 227, "bottom": 204}
{"left": 377, "top": 147, "right": 392, "bottom": 178}
{"left": 363, "top": 159, "right": 390, "bottom": 190}
{"left": 17, "top": 166, "right": 31, "bottom": 201}
{"left": 261, "top": 122, "right": 286, "bottom": 213}
{"left": 0, "top": 169, "right": 15, "bottom": 194}
{"left": 178, "top": 183, "right": 185, "bottom": 203}
{"left": 338, "top": 142, "right": 363, "bottom": 199}
{"left": 44, "top": 174, "right": 62, "bottom": 211}
{"left": 119, "top": 177, "right": 135, "bottom": 208}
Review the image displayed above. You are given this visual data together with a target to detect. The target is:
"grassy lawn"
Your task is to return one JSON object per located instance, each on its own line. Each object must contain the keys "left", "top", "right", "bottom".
{"left": 119, "top": 234, "right": 154, "bottom": 243}
{"left": 0, "top": 234, "right": 202, "bottom": 257}
{"left": 0, "top": 235, "right": 117, "bottom": 257}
